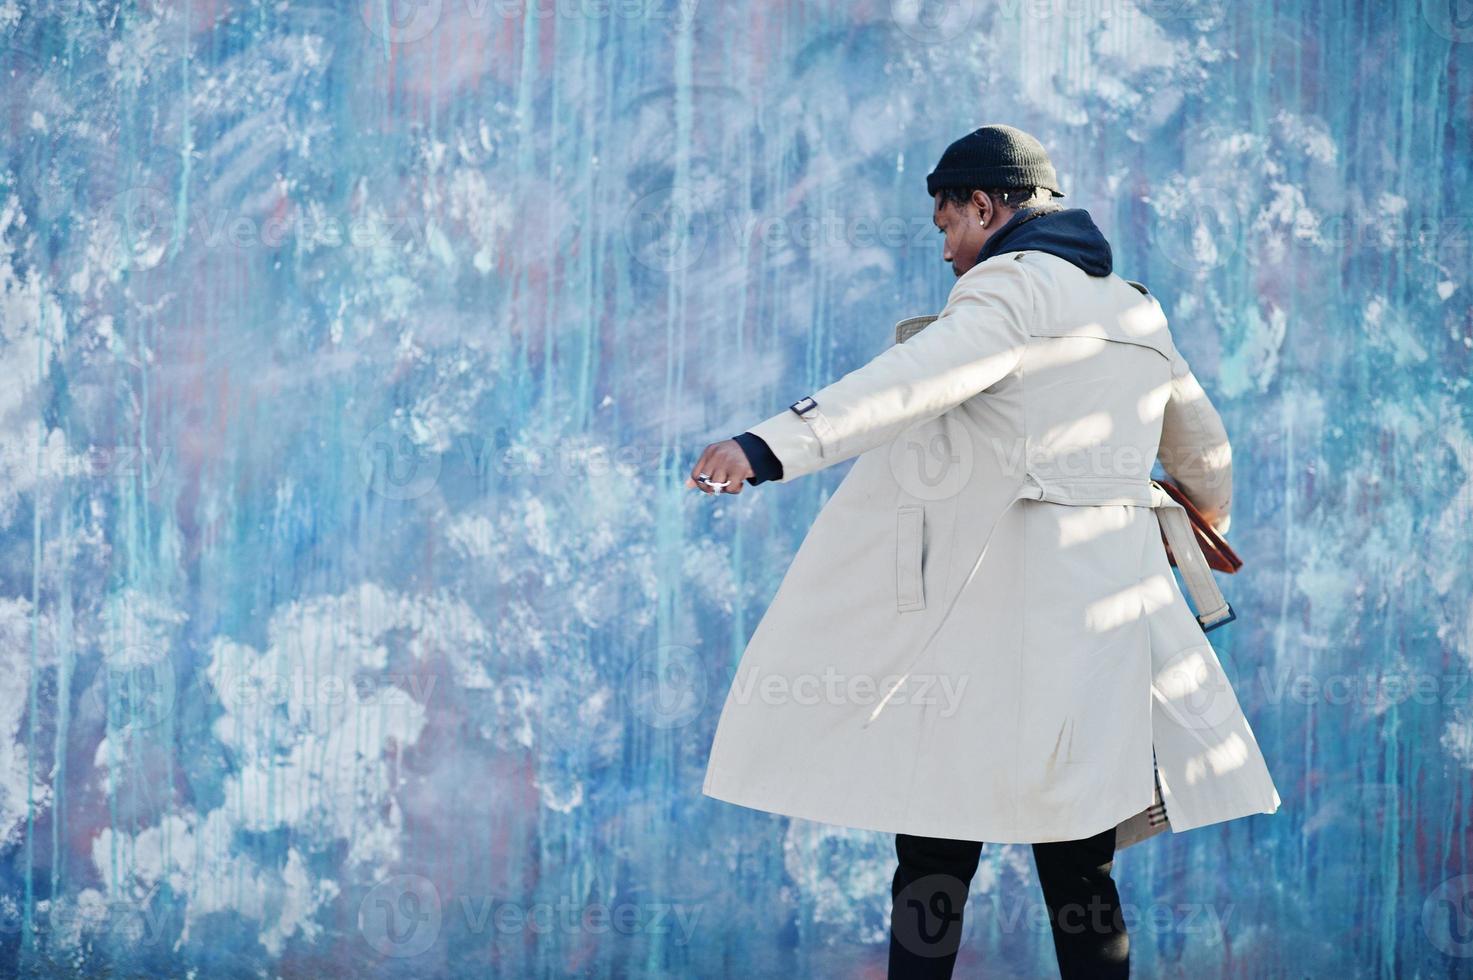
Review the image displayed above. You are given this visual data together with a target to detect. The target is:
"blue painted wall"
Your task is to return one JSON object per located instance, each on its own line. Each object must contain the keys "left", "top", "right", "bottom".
{"left": 0, "top": 0, "right": 1469, "bottom": 976}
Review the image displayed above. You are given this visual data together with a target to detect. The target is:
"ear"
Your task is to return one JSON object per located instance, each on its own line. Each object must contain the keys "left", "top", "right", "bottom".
{"left": 971, "top": 189, "right": 991, "bottom": 223}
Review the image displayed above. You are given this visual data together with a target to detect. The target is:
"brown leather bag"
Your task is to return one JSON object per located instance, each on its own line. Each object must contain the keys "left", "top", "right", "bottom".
{"left": 1156, "top": 479, "right": 1243, "bottom": 574}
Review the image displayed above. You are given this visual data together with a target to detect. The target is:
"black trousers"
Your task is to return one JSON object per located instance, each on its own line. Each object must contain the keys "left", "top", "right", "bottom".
{"left": 887, "top": 824, "right": 1129, "bottom": 978}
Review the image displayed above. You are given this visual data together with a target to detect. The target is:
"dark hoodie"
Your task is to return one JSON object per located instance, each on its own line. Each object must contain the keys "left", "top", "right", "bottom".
{"left": 973, "top": 202, "right": 1113, "bottom": 275}
{"left": 734, "top": 206, "right": 1115, "bottom": 485}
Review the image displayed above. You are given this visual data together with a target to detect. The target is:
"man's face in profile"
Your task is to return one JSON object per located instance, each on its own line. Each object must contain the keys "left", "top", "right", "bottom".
{"left": 932, "top": 191, "right": 993, "bottom": 279}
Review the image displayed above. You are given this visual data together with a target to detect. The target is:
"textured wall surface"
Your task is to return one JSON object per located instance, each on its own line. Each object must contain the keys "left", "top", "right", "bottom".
{"left": 0, "top": 0, "right": 1469, "bottom": 976}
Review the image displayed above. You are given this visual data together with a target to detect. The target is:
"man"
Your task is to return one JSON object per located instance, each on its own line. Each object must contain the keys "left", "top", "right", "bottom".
{"left": 688, "top": 125, "right": 1279, "bottom": 978}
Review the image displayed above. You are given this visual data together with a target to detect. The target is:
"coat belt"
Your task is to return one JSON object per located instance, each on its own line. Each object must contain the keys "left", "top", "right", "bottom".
{"left": 862, "top": 472, "right": 1235, "bottom": 728}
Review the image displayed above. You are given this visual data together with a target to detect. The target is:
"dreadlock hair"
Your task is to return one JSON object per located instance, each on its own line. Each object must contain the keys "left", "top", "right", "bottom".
{"left": 936, "top": 185, "right": 1054, "bottom": 215}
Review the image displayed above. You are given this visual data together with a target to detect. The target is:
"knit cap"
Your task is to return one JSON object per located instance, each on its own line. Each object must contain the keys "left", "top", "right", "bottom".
{"left": 926, "top": 125, "right": 1065, "bottom": 198}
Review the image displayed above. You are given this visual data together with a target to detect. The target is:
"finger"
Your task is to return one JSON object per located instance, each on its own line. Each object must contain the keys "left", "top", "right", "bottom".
{"left": 701, "top": 452, "right": 726, "bottom": 494}
{"left": 713, "top": 461, "right": 742, "bottom": 494}
{"left": 689, "top": 449, "right": 715, "bottom": 493}
{"left": 707, "top": 465, "right": 731, "bottom": 494}
{"left": 724, "top": 445, "right": 754, "bottom": 487}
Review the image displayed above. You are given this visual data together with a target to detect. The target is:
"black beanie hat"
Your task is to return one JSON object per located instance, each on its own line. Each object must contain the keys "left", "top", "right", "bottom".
{"left": 926, "top": 124, "right": 1065, "bottom": 199}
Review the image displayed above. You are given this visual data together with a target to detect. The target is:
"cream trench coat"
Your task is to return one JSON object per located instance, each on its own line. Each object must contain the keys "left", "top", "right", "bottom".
{"left": 701, "top": 249, "right": 1281, "bottom": 847}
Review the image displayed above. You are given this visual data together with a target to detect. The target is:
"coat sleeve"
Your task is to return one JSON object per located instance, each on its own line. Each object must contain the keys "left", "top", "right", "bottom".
{"left": 743, "top": 255, "right": 1033, "bottom": 484}
{"left": 731, "top": 431, "right": 783, "bottom": 485}
{"left": 1158, "top": 341, "right": 1233, "bottom": 535}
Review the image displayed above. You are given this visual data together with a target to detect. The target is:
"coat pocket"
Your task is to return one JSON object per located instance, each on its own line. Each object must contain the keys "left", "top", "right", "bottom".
{"left": 896, "top": 504, "right": 927, "bottom": 612}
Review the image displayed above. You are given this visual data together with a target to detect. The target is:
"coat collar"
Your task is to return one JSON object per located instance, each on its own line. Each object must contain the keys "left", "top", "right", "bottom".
{"left": 894, "top": 207, "right": 1116, "bottom": 344}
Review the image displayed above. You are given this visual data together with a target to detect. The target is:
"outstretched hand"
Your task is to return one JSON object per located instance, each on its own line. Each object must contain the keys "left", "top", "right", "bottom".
{"left": 686, "top": 439, "right": 754, "bottom": 495}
